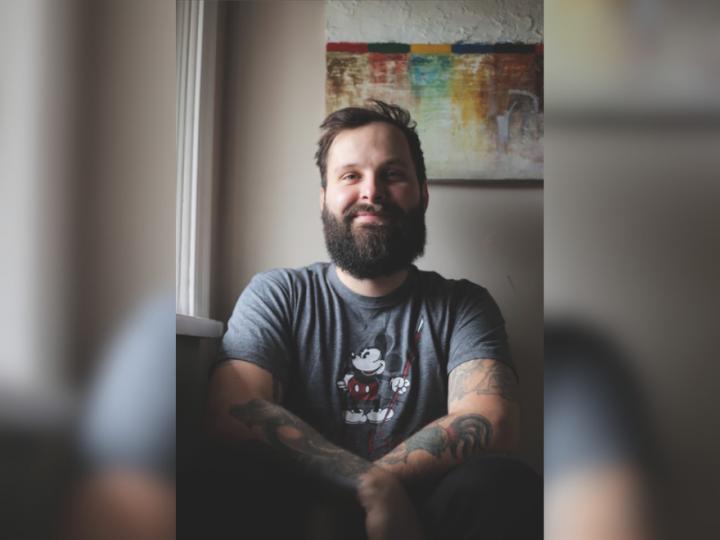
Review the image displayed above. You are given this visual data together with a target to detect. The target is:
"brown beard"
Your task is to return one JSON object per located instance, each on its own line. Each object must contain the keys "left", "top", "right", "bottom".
{"left": 321, "top": 201, "right": 426, "bottom": 279}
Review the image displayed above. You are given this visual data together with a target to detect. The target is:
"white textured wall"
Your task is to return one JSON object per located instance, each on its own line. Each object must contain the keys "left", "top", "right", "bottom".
{"left": 326, "top": 0, "right": 543, "bottom": 43}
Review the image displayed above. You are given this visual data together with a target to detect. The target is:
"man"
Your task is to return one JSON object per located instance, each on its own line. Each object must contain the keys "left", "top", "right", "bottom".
{"left": 204, "top": 101, "right": 540, "bottom": 540}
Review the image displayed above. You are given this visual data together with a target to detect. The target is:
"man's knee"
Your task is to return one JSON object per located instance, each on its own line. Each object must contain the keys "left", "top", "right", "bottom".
{"left": 443, "top": 455, "right": 540, "bottom": 495}
{"left": 424, "top": 456, "right": 542, "bottom": 540}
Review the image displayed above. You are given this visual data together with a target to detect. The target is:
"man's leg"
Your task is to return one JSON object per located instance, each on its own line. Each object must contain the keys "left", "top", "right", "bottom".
{"left": 181, "top": 443, "right": 310, "bottom": 539}
{"left": 417, "top": 456, "right": 542, "bottom": 540}
{"left": 182, "top": 443, "right": 366, "bottom": 540}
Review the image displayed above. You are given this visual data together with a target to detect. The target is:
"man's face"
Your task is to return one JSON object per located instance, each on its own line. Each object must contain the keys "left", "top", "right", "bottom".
{"left": 321, "top": 121, "right": 429, "bottom": 279}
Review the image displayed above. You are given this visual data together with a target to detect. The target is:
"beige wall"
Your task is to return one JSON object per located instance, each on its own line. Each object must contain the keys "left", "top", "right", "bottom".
{"left": 215, "top": 1, "right": 542, "bottom": 471}
{"left": 214, "top": 1, "right": 328, "bottom": 320}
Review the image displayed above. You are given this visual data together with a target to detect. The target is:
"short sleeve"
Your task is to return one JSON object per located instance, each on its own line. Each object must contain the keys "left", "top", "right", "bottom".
{"left": 447, "top": 283, "right": 513, "bottom": 375}
{"left": 218, "top": 271, "right": 295, "bottom": 383}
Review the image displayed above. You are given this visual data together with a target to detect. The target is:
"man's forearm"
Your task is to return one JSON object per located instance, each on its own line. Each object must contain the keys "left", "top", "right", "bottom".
{"left": 374, "top": 411, "right": 495, "bottom": 486}
{"left": 227, "top": 398, "right": 373, "bottom": 495}
{"left": 377, "top": 359, "right": 519, "bottom": 487}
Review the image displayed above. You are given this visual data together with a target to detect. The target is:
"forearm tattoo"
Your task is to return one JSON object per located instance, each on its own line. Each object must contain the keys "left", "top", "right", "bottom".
{"left": 448, "top": 359, "right": 519, "bottom": 406}
{"left": 379, "top": 413, "right": 493, "bottom": 466}
{"left": 229, "top": 399, "right": 371, "bottom": 489}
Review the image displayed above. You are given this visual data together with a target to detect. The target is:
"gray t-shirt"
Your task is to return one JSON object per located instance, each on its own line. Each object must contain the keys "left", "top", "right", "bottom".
{"left": 220, "top": 262, "right": 511, "bottom": 460}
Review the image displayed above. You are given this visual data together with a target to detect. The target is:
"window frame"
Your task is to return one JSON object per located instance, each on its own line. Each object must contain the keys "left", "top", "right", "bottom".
{"left": 176, "top": 0, "right": 219, "bottom": 321}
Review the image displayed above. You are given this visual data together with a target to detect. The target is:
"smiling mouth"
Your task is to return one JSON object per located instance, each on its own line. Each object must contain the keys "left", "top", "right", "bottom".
{"left": 361, "top": 368, "right": 378, "bottom": 375}
{"left": 353, "top": 212, "right": 390, "bottom": 222}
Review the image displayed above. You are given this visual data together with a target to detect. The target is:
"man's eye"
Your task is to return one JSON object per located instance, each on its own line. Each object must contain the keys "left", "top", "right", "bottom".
{"left": 386, "top": 170, "right": 405, "bottom": 180}
{"left": 341, "top": 173, "right": 359, "bottom": 181}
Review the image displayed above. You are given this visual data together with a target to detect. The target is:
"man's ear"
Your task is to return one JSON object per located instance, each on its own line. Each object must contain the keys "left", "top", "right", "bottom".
{"left": 320, "top": 188, "right": 325, "bottom": 210}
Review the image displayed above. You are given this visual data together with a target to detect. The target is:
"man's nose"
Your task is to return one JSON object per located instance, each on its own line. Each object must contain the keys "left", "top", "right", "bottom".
{"left": 359, "top": 173, "right": 386, "bottom": 203}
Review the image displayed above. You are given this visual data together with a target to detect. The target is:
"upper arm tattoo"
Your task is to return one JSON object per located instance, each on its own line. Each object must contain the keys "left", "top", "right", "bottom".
{"left": 448, "top": 359, "right": 519, "bottom": 406}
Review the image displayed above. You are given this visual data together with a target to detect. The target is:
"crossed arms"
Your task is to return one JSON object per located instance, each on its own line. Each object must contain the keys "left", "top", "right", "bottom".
{"left": 205, "top": 357, "right": 519, "bottom": 538}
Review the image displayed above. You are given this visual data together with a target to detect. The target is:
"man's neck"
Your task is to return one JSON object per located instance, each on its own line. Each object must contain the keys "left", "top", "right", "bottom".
{"left": 335, "top": 266, "right": 410, "bottom": 297}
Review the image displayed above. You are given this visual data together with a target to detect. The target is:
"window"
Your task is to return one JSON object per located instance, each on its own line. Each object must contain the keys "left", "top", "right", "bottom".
{"left": 176, "top": 0, "right": 219, "bottom": 320}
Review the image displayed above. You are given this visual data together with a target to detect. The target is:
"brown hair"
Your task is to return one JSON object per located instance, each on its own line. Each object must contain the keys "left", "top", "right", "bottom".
{"left": 315, "top": 99, "right": 427, "bottom": 188}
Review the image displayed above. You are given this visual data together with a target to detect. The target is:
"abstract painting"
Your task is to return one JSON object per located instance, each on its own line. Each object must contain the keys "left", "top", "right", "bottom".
{"left": 326, "top": 43, "right": 543, "bottom": 181}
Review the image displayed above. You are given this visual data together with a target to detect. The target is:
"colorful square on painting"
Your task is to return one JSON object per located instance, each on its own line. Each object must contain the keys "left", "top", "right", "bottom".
{"left": 326, "top": 43, "right": 543, "bottom": 180}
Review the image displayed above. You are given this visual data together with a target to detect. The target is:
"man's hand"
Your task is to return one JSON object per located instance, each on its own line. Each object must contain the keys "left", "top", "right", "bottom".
{"left": 358, "top": 467, "right": 425, "bottom": 540}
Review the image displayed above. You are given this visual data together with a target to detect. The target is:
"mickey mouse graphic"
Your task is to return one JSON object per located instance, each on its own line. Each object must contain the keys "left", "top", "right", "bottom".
{"left": 336, "top": 333, "right": 410, "bottom": 424}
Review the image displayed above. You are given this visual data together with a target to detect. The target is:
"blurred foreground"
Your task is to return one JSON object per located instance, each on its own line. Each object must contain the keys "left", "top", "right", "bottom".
{"left": 0, "top": 1, "right": 174, "bottom": 538}
{"left": 546, "top": 0, "right": 720, "bottom": 538}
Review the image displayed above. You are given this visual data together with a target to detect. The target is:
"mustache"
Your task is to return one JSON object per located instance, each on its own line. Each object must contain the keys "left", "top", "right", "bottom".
{"left": 343, "top": 202, "right": 404, "bottom": 222}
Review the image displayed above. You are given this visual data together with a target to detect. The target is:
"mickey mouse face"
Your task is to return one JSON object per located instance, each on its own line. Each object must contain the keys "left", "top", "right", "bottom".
{"left": 350, "top": 347, "right": 386, "bottom": 375}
